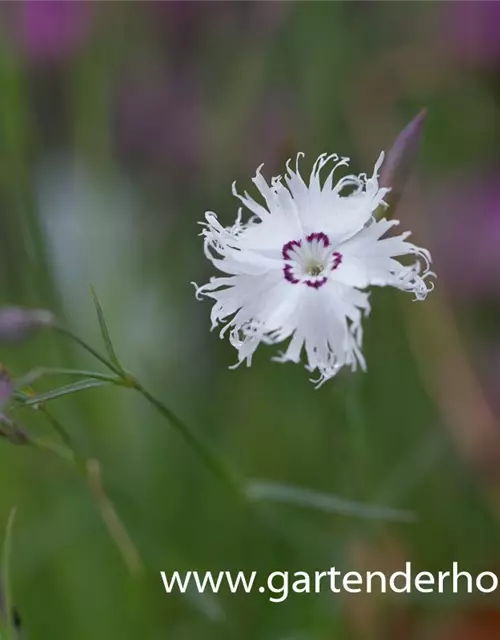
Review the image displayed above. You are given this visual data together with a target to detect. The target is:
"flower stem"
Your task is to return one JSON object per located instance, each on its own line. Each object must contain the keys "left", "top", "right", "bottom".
{"left": 53, "top": 326, "right": 246, "bottom": 498}
{"left": 39, "top": 408, "right": 85, "bottom": 471}
{"left": 86, "top": 459, "right": 143, "bottom": 575}
{"left": 131, "top": 379, "right": 245, "bottom": 498}
{"left": 341, "top": 375, "right": 370, "bottom": 495}
{"left": 53, "top": 326, "right": 123, "bottom": 377}
{"left": 27, "top": 411, "right": 143, "bottom": 576}
{"left": 1, "top": 507, "right": 17, "bottom": 640}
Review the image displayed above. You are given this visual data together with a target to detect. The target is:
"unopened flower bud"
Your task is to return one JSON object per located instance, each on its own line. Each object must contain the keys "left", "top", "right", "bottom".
{"left": 0, "top": 367, "right": 28, "bottom": 444}
{"left": 0, "top": 307, "right": 55, "bottom": 342}
{"left": 379, "top": 109, "right": 427, "bottom": 216}
{"left": 0, "top": 414, "right": 29, "bottom": 445}
{"left": 0, "top": 582, "right": 22, "bottom": 637}
{"left": 0, "top": 365, "right": 13, "bottom": 407}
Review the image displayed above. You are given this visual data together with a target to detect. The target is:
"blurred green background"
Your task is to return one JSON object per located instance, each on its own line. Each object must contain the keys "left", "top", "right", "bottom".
{"left": 1, "top": 1, "right": 500, "bottom": 638}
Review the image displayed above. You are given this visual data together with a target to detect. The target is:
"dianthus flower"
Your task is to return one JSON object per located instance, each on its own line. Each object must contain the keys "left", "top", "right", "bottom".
{"left": 194, "top": 153, "right": 434, "bottom": 387}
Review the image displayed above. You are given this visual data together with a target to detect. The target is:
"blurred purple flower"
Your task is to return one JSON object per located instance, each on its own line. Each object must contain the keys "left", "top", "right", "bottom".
{"left": 16, "top": 0, "right": 92, "bottom": 63}
{"left": 0, "top": 366, "right": 13, "bottom": 409}
{"left": 443, "top": 1, "right": 500, "bottom": 67}
{"left": 114, "top": 71, "right": 203, "bottom": 177}
{"left": 245, "top": 92, "right": 300, "bottom": 172}
{"left": 149, "top": 0, "right": 288, "bottom": 46}
{"left": 0, "top": 366, "right": 27, "bottom": 445}
{"left": 249, "top": 1, "right": 289, "bottom": 38}
{"left": 431, "top": 174, "right": 500, "bottom": 299}
{"left": 149, "top": 0, "right": 204, "bottom": 29}
{"left": 147, "top": 0, "right": 210, "bottom": 53}
{"left": 0, "top": 307, "right": 55, "bottom": 342}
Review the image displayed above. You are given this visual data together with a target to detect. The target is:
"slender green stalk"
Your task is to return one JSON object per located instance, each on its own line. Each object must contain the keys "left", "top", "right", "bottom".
{"left": 29, "top": 437, "right": 75, "bottom": 463}
{"left": 1, "top": 508, "right": 17, "bottom": 640}
{"left": 27, "top": 412, "right": 143, "bottom": 576}
{"left": 53, "top": 326, "right": 246, "bottom": 498}
{"left": 131, "top": 379, "right": 244, "bottom": 498}
{"left": 53, "top": 326, "right": 123, "bottom": 377}
{"left": 18, "top": 367, "right": 122, "bottom": 385}
{"left": 86, "top": 459, "right": 143, "bottom": 575}
{"left": 342, "top": 374, "right": 370, "bottom": 494}
{"left": 50, "top": 325, "right": 414, "bottom": 528}
{"left": 39, "top": 408, "right": 86, "bottom": 471}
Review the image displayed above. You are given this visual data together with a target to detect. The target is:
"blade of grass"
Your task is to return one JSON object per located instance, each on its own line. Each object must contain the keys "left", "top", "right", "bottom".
{"left": 131, "top": 379, "right": 245, "bottom": 498}
{"left": 90, "top": 287, "right": 123, "bottom": 372}
{"left": 14, "top": 368, "right": 121, "bottom": 387}
{"left": 51, "top": 322, "right": 247, "bottom": 497}
{"left": 86, "top": 459, "right": 143, "bottom": 575}
{"left": 247, "top": 480, "right": 416, "bottom": 523}
{"left": 38, "top": 407, "right": 85, "bottom": 469}
{"left": 1, "top": 508, "right": 17, "bottom": 640}
{"left": 25, "top": 415, "right": 143, "bottom": 576}
{"left": 53, "top": 326, "right": 123, "bottom": 376}
{"left": 29, "top": 437, "right": 75, "bottom": 463}
{"left": 14, "top": 378, "right": 112, "bottom": 407}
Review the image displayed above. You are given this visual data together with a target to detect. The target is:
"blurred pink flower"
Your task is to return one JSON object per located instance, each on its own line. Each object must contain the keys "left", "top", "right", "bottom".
{"left": 145, "top": 0, "right": 208, "bottom": 64}
{"left": 0, "top": 366, "right": 12, "bottom": 409}
{"left": 482, "top": 343, "right": 500, "bottom": 418}
{"left": 443, "top": 0, "right": 500, "bottom": 67}
{"left": 147, "top": 0, "right": 288, "bottom": 57}
{"left": 245, "top": 1, "right": 290, "bottom": 38}
{"left": 114, "top": 71, "right": 203, "bottom": 178}
{"left": 432, "top": 174, "right": 500, "bottom": 299}
{"left": 0, "top": 307, "right": 55, "bottom": 342}
{"left": 245, "top": 92, "right": 300, "bottom": 172}
{"left": 16, "top": 0, "right": 92, "bottom": 62}
{"left": 149, "top": 0, "right": 198, "bottom": 22}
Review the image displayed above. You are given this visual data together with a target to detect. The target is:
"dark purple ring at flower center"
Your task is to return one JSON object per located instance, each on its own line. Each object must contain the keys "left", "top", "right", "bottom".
{"left": 306, "top": 232, "right": 330, "bottom": 246}
{"left": 282, "top": 239, "right": 302, "bottom": 260}
{"left": 331, "top": 251, "right": 342, "bottom": 270}
{"left": 282, "top": 232, "right": 342, "bottom": 289}
{"left": 307, "top": 277, "right": 328, "bottom": 289}
{"left": 283, "top": 263, "right": 299, "bottom": 284}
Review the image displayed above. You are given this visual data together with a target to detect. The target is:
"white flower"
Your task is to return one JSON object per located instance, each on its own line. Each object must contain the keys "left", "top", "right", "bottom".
{"left": 193, "top": 152, "right": 434, "bottom": 387}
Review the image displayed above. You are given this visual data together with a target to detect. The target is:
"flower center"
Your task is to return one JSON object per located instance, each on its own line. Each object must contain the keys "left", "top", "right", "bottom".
{"left": 307, "top": 263, "right": 324, "bottom": 277}
{"left": 282, "top": 232, "right": 342, "bottom": 289}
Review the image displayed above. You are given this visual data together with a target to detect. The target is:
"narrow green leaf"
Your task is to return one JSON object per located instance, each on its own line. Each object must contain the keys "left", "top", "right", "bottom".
{"left": 29, "top": 437, "right": 75, "bottom": 463}
{"left": 247, "top": 480, "right": 416, "bottom": 523}
{"left": 14, "top": 379, "right": 111, "bottom": 407}
{"left": 1, "top": 507, "right": 17, "bottom": 640}
{"left": 90, "top": 287, "right": 122, "bottom": 371}
{"left": 54, "top": 326, "right": 124, "bottom": 377}
{"left": 13, "top": 367, "right": 121, "bottom": 390}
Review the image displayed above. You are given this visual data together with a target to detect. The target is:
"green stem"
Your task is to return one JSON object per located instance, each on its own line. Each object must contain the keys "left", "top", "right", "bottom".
{"left": 1, "top": 508, "right": 17, "bottom": 640}
{"left": 132, "top": 379, "right": 244, "bottom": 498}
{"left": 85, "top": 459, "right": 143, "bottom": 575}
{"left": 341, "top": 375, "right": 369, "bottom": 495}
{"left": 38, "top": 408, "right": 85, "bottom": 471}
{"left": 54, "top": 327, "right": 123, "bottom": 377}
{"left": 29, "top": 436, "right": 75, "bottom": 463}
{"left": 54, "top": 326, "right": 246, "bottom": 498}
{"left": 37, "top": 330, "right": 300, "bottom": 558}
{"left": 28, "top": 415, "right": 142, "bottom": 575}
{"left": 23, "top": 368, "right": 121, "bottom": 385}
